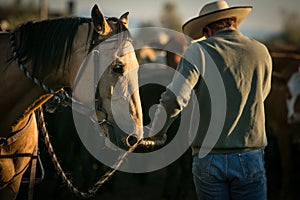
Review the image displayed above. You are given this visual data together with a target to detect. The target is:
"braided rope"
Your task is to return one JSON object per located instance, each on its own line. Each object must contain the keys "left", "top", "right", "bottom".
{"left": 37, "top": 107, "right": 139, "bottom": 198}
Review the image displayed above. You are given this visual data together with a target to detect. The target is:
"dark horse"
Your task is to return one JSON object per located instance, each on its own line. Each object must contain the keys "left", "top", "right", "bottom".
{"left": 0, "top": 5, "right": 144, "bottom": 199}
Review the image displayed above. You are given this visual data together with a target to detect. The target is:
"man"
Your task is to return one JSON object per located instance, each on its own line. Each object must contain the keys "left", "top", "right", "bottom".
{"left": 149, "top": 1, "right": 272, "bottom": 199}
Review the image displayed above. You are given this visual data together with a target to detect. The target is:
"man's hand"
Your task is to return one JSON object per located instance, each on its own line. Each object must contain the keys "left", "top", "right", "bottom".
{"left": 139, "top": 133, "right": 167, "bottom": 148}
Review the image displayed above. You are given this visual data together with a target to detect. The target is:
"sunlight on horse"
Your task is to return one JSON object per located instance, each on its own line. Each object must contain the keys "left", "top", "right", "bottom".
{"left": 0, "top": 4, "right": 143, "bottom": 199}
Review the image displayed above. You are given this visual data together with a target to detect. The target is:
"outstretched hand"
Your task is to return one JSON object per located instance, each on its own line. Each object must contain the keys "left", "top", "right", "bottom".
{"left": 139, "top": 134, "right": 167, "bottom": 148}
{"left": 139, "top": 126, "right": 167, "bottom": 147}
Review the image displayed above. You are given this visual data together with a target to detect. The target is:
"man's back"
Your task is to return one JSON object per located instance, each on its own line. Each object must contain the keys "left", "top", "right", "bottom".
{"left": 191, "top": 29, "right": 272, "bottom": 154}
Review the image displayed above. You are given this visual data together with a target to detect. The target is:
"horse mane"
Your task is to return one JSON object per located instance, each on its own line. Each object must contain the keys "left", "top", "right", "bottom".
{"left": 15, "top": 17, "right": 92, "bottom": 76}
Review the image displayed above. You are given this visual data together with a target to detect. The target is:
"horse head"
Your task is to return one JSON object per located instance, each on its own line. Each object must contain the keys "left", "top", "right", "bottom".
{"left": 70, "top": 5, "right": 144, "bottom": 149}
{"left": 93, "top": 5, "right": 143, "bottom": 148}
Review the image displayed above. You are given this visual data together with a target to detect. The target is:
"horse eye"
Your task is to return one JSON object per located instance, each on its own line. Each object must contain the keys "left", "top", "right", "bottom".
{"left": 112, "top": 62, "right": 125, "bottom": 74}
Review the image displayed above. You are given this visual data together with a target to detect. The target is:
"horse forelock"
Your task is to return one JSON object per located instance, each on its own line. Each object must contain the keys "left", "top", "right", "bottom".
{"left": 14, "top": 17, "right": 92, "bottom": 77}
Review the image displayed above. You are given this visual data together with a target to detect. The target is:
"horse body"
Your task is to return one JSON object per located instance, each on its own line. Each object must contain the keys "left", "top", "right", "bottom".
{"left": 0, "top": 5, "right": 143, "bottom": 199}
{"left": 265, "top": 45, "right": 300, "bottom": 200}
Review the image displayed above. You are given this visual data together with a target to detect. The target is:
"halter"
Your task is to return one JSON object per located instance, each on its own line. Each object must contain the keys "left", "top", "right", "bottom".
{"left": 8, "top": 31, "right": 113, "bottom": 127}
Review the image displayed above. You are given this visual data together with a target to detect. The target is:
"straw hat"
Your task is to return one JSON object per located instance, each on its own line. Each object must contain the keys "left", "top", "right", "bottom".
{"left": 182, "top": 0, "right": 252, "bottom": 39}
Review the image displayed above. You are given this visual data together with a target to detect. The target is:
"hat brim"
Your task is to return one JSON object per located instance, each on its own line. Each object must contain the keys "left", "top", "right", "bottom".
{"left": 182, "top": 6, "right": 252, "bottom": 40}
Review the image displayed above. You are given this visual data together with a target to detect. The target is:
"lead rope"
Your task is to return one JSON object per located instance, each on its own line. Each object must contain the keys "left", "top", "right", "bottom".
{"left": 37, "top": 106, "right": 141, "bottom": 198}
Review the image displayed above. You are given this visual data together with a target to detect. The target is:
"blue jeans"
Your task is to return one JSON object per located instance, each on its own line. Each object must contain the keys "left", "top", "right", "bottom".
{"left": 192, "top": 150, "right": 267, "bottom": 200}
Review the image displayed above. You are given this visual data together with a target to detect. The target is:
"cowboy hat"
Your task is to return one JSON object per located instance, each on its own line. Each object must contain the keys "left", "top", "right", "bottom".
{"left": 182, "top": 0, "right": 252, "bottom": 40}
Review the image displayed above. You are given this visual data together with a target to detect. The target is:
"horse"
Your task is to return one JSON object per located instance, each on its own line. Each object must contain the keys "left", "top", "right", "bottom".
{"left": 265, "top": 45, "right": 300, "bottom": 200}
{"left": 0, "top": 4, "right": 144, "bottom": 199}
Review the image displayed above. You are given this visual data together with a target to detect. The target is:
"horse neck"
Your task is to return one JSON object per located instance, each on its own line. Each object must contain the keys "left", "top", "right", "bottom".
{"left": 0, "top": 31, "right": 59, "bottom": 135}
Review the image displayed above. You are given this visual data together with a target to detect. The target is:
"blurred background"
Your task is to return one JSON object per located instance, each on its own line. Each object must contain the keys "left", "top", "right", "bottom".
{"left": 1, "top": 0, "right": 300, "bottom": 44}
{"left": 1, "top": 0, "right": 300, "bottom": 200}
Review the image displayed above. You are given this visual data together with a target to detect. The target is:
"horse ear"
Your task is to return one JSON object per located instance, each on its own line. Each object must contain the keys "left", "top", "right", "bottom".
{"left": 120, "top": 12, "right": 129, "bottom": 28}
{"left": 91, "top": 4, "right": 112, "bottom": 35}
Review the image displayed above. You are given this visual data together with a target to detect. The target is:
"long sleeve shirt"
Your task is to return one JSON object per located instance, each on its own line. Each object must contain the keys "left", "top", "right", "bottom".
{"left": 150, "top": 29, "right": 272, "bottom": 156}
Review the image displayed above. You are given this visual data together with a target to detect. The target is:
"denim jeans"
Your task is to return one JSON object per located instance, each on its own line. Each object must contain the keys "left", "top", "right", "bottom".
{"left": 192, "top": 150, "right": 267, "bottom": 200}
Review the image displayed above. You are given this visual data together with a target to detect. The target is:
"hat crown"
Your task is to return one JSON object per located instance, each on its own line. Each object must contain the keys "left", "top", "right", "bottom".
{"left": 199, "top": 0, "right": 229, "bottom": 16}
